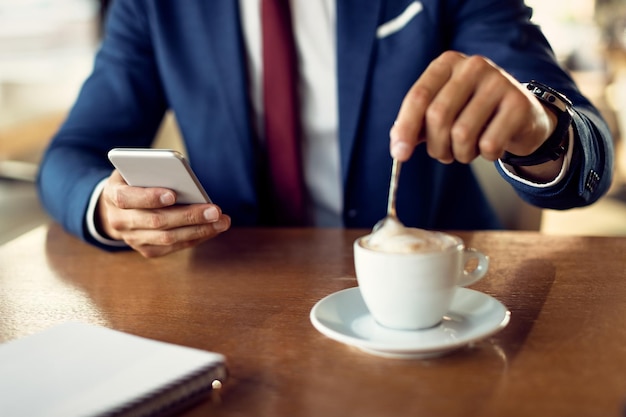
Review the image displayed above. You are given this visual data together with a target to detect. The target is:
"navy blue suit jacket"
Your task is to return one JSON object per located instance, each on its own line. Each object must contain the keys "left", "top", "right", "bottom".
{"left": 38, "top": 0, "right": 613, "bottom": 247}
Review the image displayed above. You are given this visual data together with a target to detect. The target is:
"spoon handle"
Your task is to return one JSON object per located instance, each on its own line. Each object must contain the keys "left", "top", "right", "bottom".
{"left": 387, "top": 158, "right": 402, "bottom": 217}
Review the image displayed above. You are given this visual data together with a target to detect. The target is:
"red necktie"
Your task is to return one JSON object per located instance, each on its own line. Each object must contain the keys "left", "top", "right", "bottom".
{"left": 262, "top": 0, "right": 306, "bottom": 226}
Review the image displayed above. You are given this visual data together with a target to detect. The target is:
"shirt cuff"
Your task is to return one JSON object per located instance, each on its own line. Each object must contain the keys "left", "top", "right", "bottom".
{"left": 497, "top": 127, "right": 574, "bottom": 188}
{"left": 86, "top": 178, "right": 129, "bottom": 248}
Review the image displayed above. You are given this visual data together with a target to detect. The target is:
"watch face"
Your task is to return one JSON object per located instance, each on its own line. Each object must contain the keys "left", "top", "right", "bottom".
{"left": 526, "top": 81, "right": 572, "bottom": 112}
{"left": 526, "top": 81, "right": 572, "bottom": 111}
{"left": 501, "top": 81, "right": 573, "bottom": 167}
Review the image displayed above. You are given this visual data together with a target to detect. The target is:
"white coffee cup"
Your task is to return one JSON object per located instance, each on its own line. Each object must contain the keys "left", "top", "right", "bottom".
{"left": 354, "top": 230, "right": 489, "bottom": 330}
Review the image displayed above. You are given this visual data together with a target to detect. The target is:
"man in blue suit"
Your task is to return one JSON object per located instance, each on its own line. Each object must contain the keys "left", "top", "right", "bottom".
{"left": 37, "top": 0, "right": 614, "bottom": 257}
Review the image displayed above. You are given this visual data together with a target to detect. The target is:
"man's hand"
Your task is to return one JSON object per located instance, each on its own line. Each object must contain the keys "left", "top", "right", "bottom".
{"left": 96, "top": 171, "right": 231, "bottom": 258}
{"left": 390, "top": 51, "right": 563, "bottom": 181}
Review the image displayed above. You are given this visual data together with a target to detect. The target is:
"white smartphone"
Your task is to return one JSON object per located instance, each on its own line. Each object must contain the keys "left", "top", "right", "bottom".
{"left": 107, "top": 148, "right": 212, "bottom": 204}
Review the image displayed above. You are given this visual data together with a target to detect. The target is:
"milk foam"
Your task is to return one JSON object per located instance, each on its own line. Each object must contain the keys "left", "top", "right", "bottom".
{"left": 362, "top": 222, "right": 453, "bottom": 253}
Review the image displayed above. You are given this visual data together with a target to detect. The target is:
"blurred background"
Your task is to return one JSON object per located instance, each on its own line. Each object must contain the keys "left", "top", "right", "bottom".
{"left": 1, "top": 0, "right": 625, "bottom": 244}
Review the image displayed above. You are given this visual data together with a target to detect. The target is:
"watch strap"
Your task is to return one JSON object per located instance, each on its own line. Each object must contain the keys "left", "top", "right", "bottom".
{"left": 501, "top": 81, "right": 573, "bottom": 167}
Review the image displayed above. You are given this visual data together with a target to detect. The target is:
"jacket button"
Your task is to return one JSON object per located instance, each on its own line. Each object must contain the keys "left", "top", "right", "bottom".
{"left": 584, "top": 170, "right": 600, "bottom": 193}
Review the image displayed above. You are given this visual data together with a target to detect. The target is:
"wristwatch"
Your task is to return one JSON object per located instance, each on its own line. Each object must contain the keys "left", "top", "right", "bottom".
{"left": 500, "top": 80, "right": 573, "bottom": 166}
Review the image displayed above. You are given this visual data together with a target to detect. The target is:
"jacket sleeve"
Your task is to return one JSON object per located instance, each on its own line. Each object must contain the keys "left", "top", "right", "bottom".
{"left": 36, "top": 0, "right": 167, "bottom": 247}
{"left": 495, "top": 108, "right": 613, "bottom": 209}
{"left": 446, "top": 0, "right": 614, "bottom": 208}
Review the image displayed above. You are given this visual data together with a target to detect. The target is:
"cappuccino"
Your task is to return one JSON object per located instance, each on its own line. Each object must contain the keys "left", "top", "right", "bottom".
{"left": 361, "top": 222, "right": 455, "bottom": 254}
{"left": 354, "top": 226, "right": 489, "bottom": 330}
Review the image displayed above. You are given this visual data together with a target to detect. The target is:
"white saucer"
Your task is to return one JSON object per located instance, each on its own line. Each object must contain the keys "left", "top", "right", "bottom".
{"left": 310, "top": 287, "right": 510, "bottom": 359}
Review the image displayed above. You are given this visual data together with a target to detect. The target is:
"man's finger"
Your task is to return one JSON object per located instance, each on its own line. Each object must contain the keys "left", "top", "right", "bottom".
{"left": 390, "top": 51, "right": 465, "bottom": 161}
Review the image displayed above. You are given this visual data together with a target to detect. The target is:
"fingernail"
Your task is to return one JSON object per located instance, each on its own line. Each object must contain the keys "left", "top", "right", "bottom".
{"left": 391, "top": 141, "right": 412, "bottom": 160}
{"left": 160, "top": 192, "right": 175, "bottom": 205}
{"left": 213, "top": 217, "right": 230, "bottom": 232}
{"left": 203, "top": 207, "right": 219, "bottom": 221}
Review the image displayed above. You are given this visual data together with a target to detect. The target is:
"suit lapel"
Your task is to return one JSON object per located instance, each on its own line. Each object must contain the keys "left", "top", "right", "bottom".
{"left": 199, "top": 0, "right": 383, "bottom": 189}
{"left": 200, "top": 0, "right": 251, "bottom": 145}
{"left": 336, "top": 0, "right": 383, "bottom": 185}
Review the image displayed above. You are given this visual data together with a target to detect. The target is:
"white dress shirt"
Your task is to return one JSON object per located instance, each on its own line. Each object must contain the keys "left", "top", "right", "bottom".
{"left": 240, "top": 0, "right": 342, "bottom": 227}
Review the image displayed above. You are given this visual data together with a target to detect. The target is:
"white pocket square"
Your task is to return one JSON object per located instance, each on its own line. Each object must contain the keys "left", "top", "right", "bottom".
{"left": 376, "top": 1, "right": 424, "bottom": 39}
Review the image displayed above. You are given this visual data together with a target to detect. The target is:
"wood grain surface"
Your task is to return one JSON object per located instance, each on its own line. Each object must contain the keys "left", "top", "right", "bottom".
{"left": 1, "top": 224, "right": 625, "bottom": 417}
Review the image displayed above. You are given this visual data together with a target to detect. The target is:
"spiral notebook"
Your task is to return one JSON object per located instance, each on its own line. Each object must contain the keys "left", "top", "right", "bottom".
{"left": 0, "top": 322, "right": 227, "bottom": 417}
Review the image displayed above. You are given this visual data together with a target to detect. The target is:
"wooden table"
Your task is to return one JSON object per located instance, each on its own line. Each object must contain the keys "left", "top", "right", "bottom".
{"left": 1, "top": 224, "right": 626, "bottom": 417}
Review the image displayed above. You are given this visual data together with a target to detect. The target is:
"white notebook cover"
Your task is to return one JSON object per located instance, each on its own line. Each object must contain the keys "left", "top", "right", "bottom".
{"left": 0, "top": 322, "right": 227, "bottom": 417}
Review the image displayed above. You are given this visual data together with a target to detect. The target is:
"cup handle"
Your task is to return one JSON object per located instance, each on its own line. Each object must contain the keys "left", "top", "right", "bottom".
{"left": 458, "top": 248, "right": 489, "bottom": 287}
